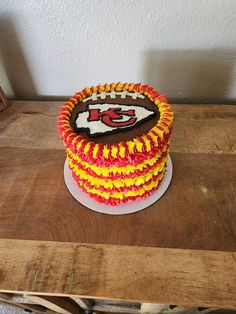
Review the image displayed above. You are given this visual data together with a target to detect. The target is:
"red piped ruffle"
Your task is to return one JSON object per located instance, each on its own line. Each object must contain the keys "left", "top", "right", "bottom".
{"left": 74, "top": 177, "right": 163, "bottom": 206}
{"left": 67, "top": 150, "right": 168, "bottom": 180}
{"left": 71, "top": 165, "right": 166, "bottom": 194}
{"left": 69, "top": 129, "right": 172, "bottom": 168}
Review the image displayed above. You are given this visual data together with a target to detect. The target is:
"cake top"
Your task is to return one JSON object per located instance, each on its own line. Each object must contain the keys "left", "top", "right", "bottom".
{"left": 58, "top": 83, "right": 173, "bottom": 164}
{"left": 70, "top": 88, "right": 160, "bottom": 144}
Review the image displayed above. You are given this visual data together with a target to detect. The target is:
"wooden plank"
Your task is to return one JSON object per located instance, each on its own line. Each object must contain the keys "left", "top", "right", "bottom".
{"left": 0, "top": 239, "right": 236, "bottom": 309}
{"left": 1, "top": 101, "right": 236, "bottom": 154}
{"left": 1, "top": 292, "right": 36, "bottom": 304}
{"left": 0, "top": 147, "right": 236, "bottom": 251}
{"left": 71, "top": 297, "right": 93, "bottom": 309}
{"left": 0, "top": 101, "right": 62, "bottom": 150}
{"left": 94, "top": 300, "right": 140, "bottom": 308}
{"left": 0, "top": 300, "right": 53, "bottom": 313}
{"left": 0, "top": 293, "right": 11, "bottom": 301}
{"left": 0, "top": 294, "right": 51, "bottom": 313}
{"left": 5, "top": 293, "right": 35, "bottom": 304}
{"left": 25, "top": 295, "right": 81, "bottom": 314}
{"left": 92, "top": 304, "right": 140, "bottom": 313}
{"left": 140, "top": 303, "right": 169, "bottom": 313}
{"left": 171, "top": 104, "right": 236, "bottom": 155}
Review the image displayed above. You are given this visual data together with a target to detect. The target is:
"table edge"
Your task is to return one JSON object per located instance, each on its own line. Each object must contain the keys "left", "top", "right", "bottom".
{"left": 0, "top": 238, "right": 235, "bottom": 309}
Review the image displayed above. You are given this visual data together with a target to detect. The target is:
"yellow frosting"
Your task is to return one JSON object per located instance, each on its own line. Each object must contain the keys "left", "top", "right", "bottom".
{"left": 68, "top": 155, "right": 167, "bottom": 189}
{"left": 67, "top": 142, "right": 169, "bottom": 176}
{"left": 78, "top": 169, "right": 166, "bottom": 200}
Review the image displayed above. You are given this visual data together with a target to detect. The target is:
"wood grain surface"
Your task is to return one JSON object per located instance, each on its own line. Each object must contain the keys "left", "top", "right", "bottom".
{"left": 0, "top": 239, "right": 236, "bottom": 309}
{"left": 0, "top": 101, "right": 236, "bottom": 251}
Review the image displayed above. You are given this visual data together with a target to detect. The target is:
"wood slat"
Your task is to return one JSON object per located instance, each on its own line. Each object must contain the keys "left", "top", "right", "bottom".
{"left": 0, "top": 101, "right": 236, "bottom": 153}
{"left": 0, "top": 300, "right": 54, "bottom": 313}
{"left": 1, "top": 292, "right": 37, "bottom": 304}
{"left": 0, "top": 293, "right": 52, "bottom": 313}
{"left": 171, "top": 104, "right": 236, "bottom": 154}
{"left": 92, "top": 304, "right": 140, "bottom": 313}
{"left": 25, "top": 295, "right": 82, "bottom": 314}
{"left": 71, "top": 297, "right": 93, "bottom": 310}
{"left": 0, "top": 239, "right": 236, "bottom": 309}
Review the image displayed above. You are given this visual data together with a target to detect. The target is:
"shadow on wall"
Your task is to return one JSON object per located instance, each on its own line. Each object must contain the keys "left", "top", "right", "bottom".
{"left": 0, "top": 16, "right": 37, "bottom": 99}
{"left": 143, "top": 49, "right": 236, "bottom": 103}
{"left": 1, "top": 17, "right": 236, "bottom": 104}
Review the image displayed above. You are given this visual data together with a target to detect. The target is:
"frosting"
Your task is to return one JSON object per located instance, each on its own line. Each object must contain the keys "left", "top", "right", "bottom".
{"left": 70, "top": 88, "right": 159, "bottom": 144}
{"left": 68, "top": 154, "right": 167, "bottom": 189}
{"left": 82, "top": 91, "right": 145, "bottom": 102}
{"left": 66, "top": 143, "right": 169, "bottom": 177}
{"left": 75, "top": 103, "right": 156, "bottom": 137}
{"left": 57, "top": 82, "right": 174, "bottom": 206}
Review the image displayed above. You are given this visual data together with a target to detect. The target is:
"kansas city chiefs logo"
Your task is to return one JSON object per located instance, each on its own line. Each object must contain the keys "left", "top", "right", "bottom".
{"left": 75, "top": 103, "right": 156, "bottom": 137}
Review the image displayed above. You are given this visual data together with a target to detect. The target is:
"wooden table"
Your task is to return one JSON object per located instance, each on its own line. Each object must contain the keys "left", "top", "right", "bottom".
{"left": 0, "top": 101, "right": 236, "bottom": 312}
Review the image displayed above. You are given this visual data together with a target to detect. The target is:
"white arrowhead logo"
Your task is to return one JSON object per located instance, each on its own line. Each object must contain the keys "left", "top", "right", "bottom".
{"left": 75, "top": 103, "right": 156, "bottom": 137}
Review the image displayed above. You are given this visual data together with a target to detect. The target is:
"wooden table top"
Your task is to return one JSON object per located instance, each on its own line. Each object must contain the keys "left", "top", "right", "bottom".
{"left": 0, "top": 101, "right": 236, "bottom": 308}
{"left": 0, "top": 101, "right": 236, "bottom": 251}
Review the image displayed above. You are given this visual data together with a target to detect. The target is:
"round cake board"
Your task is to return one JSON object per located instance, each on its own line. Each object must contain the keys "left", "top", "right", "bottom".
{"left": 64, "top": 156, "right": 173, "bottom": 215}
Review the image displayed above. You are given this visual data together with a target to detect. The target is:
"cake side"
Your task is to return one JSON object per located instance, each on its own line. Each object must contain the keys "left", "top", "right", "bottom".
{"left": 58, "top": 82, "right": 173, "bottom": 206}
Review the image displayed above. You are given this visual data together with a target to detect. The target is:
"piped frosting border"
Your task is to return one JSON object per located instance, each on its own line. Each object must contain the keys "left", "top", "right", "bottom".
{"left": 58, "top": 82, "right": 173, "bottom": 167}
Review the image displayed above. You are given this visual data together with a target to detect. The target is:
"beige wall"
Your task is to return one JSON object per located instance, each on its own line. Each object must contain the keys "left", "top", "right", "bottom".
{"left": 1, "top": 0, "right": 236, "bottom": 102}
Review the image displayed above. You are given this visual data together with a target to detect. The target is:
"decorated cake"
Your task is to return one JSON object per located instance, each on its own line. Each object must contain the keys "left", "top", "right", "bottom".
{"left": 58, "top": 82, "right": 173, "bottom": 206}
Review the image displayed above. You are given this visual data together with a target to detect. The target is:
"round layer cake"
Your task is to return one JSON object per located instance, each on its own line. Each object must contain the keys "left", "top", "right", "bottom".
{"left": 58, "top": 82, "right": 173, "bottom": 206}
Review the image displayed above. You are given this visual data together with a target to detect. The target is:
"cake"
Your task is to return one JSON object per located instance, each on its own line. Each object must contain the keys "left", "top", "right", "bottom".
{"left": 58, "top": 82, "right": 173, "bottom": 206}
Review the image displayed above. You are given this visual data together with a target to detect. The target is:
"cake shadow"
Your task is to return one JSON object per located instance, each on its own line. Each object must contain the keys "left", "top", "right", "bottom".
{"left": 0, "top": 16, "right": 37, "bottom": 100}
{"left": 142, "top": 49, "right": 236, "bottom": 103}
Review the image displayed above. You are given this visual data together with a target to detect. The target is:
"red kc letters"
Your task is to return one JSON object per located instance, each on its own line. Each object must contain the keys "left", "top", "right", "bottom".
{"left": 88, "top": 107, "right": 137, "bottom": 127}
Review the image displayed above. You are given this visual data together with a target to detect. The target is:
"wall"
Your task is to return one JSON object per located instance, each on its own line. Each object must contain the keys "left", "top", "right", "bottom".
{"left": 1, "top": 0, "right": 236, "bottom": 102}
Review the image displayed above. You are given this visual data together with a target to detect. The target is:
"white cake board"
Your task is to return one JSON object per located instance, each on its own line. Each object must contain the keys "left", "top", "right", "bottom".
{"left": 64, "top": 156, "right": 173, "bottom": 215}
